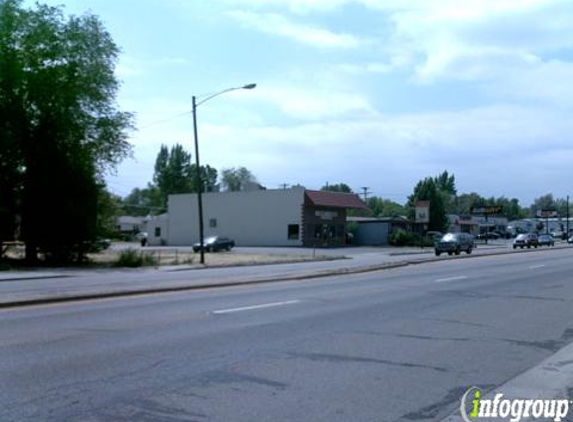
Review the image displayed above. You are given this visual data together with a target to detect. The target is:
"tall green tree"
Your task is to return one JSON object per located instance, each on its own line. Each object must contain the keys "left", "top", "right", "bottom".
{"left": 153, "top": 144, "right": 193, "bottom": 206}
{"left": 366, "top": 197, "right": 406, "bottom": 218}
{"left": 0, "top": 0, "right": 133, "bottom": 262}
{"left": 434, "top": 170, "right": 456, "bottom": 195}
{"left": 408, "top": 177, "right": 448, "bottom": 232}
{"left": 122, "top": 186, "right": 163, "bottom": 216}
{"left": 320, "top": 183, "right": 353, "bottom": 193}
{"left": 220, "top": 167, "right": 259, "bottom": 192}
{"left": 190, "top": 164, "right": 219, "bottom": 193}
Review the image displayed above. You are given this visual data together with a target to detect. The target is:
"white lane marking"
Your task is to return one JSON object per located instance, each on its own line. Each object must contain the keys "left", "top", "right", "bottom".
{"left": 529, "top": 264, "right": 546, "bottom": 269}
{"left": 434, "top": 275, "right": 468, "bottom": 283}
{"left": 212, "top": 300, "right": 301, "bottom": 315}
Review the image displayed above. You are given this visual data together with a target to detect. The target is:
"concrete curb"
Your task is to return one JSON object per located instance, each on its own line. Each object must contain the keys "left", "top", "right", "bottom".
{"left": 0, "top": 245, "right": 570, "bottom": 309}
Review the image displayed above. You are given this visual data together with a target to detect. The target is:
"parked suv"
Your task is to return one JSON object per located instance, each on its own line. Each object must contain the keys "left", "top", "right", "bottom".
{"left": 512, "top": 233, "right": 538, "bottom": 249}
{"left": 435, "top": 233, "right": 475, "bottom": 256}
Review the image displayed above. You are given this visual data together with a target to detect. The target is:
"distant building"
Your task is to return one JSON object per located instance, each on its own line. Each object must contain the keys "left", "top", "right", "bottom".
{"left": 146, "top": 186, "right": 367, "bottom": 247}
{"left": 348, "top": 216, "right": 410, "bottom": 246}
{"left": 116, "top": 216, "right": 147, "bottom": 236}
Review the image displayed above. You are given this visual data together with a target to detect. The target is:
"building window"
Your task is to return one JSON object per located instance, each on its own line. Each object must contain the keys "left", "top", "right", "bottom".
{"left": 210, "top": 218, "right": 217, "bottom": 228}
{"left": 154, "top": 227, "right": 161, "bottom": 237}
{"left": 288, "top": 224, "right": 299, "bottom": 240}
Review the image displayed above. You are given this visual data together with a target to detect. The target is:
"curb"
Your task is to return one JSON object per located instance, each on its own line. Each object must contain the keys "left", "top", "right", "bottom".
{"left": 0, "top": 245, "right": 570, "bottom": 309}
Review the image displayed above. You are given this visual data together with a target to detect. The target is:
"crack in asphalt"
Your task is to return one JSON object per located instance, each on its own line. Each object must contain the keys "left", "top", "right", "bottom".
{"left": 287, "top": 352, "right": 449, "bottom": 373}
{"left": 500, "top": 328, "right": 573, "bottom": 353}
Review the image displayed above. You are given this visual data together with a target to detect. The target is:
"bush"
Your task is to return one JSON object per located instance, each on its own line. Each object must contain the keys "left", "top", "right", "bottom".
{"left": 390, "top": 229, "right": 436, "bottom": 247}
{"left": 389, "top": 229, "right": 414, "bottom": 246}
{"left": 113, "top": 248, "right": 158, "bottom": 267}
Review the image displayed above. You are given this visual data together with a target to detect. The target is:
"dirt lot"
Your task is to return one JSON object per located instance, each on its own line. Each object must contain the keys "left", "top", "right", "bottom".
{"left": 92, "top": 246, "right": 342, "bottom": 267}
{"left": 1, "top": 242, "right": 343, "bottom": 268}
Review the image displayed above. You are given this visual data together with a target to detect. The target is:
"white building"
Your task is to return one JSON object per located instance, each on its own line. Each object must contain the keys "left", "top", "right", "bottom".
{"left": 146, "top": 186, "right": 367, "bottom": 247}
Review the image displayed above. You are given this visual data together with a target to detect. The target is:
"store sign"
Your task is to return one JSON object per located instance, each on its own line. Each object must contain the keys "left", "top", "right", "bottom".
{"left": 536, "top": 209, "right": 557, "bottom": 218}
{"left": 415, "top": 201, "right": 430, "bottom": 223}
{"left": 315, "top": 210, "right": 338, "bottom": 220}
{"left": 470, "top": 206, "right": 503, "bottom": 215}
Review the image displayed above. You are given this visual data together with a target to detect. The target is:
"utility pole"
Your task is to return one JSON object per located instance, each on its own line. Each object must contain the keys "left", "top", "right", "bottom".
{"left": 360, "top": 187, "right": 371, "bottom": 202}
{"left": 279, "top": 183, "right": 289, "bottom": 190}
{"left": 567, "top": 195, "right": 570, "bottom": 237}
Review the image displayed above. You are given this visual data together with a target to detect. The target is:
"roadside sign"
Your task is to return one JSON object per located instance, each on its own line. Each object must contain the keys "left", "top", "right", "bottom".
{"left": 536, "top": 209, "right": 557, "bottom": 218}
{"left": 415, "top": 201, "right": 430, "bottom": 223}
{"left": 470, "top": 205, "right": 503, "bottom": 215}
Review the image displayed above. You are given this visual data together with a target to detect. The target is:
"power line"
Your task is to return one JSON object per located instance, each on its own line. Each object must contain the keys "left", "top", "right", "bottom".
{"left": 138, "top": 111, "right": 191, "bottom": 130}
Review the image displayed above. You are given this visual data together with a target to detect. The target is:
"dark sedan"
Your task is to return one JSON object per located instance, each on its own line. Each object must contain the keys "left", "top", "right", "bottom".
{"left": 538, "top": 234, "right": 555, "bottom": 247}
{"left": 193, "top": 236, "right": 235, "bottom": 252}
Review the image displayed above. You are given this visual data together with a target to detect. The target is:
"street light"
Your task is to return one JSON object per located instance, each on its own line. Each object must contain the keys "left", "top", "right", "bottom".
{"left": 192, "top": 83, "right": 256, "bottom": 264}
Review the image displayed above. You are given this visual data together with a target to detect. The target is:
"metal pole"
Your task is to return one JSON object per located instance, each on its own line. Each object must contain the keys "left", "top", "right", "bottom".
{"left": 567, "top": 195, "right": 570, "bottom": 238}
{"left": 192, "top": 96, "right": 205, "bottom": 264}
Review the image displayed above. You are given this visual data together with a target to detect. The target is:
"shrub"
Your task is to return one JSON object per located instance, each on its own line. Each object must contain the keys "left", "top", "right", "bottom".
{"left": 389, "top": 229, "right": 414, "bottom": 246}
{"left": 113, "top": 248, "right": 158, "bottom": 267}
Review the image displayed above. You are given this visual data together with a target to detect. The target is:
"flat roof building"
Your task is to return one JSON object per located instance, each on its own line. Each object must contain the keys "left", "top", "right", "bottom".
{"left": 146, "top": 186, "right": 367, "bottom": 247}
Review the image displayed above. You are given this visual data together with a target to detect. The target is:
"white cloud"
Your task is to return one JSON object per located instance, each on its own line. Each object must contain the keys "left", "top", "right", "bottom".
{"left": 248, "top": 85, "right": 375, "bottom": 120}
{"left": 227, "top": 10, "right": 368, "bottom": 49}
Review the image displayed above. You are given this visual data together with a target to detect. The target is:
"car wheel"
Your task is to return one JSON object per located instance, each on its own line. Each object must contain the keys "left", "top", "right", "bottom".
{"left": 455, "top": 248, "right": 461, "bottom": 255}
{"left": 226, "top": 245, "right": 231, "bottom": 251}
{"left": 435, "top": 251, "right": 441, "bottom": 256}
{"left": 467, "top": 247, "right": 472, "bottom": 254}
{"left": 513, "top": 245, "right": 516, "bottom": 249}
{"left": 447, "top": 251, "right": 453, "bottom": 256}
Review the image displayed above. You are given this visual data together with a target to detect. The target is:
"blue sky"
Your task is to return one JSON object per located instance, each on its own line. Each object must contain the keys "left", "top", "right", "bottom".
{"left": 32, "top": 0, "right": 573, "bottom": 205}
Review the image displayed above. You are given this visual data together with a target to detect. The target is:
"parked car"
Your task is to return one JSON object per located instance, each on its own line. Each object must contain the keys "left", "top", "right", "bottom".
{"left": 476, "top": 232, "right": 500, "bottom": 240}
{"left": 193, "top": 236, "right": 235, "bottom": 252}
{"left": 435, "top": 233, "right": 475, "bottom": 256}
{"left": 538, "top": 234, "right": 555, "bottom": 247}
{"left": 568, "top": 235, "right": 573, "bottom": 245}
{"left": 425, "top": 231, "right": 443, "bottom": 243}
{"left": 512, "top": 233, "right": 538, "bottom": 249}
{"left": 550, "top": 230, "right": 566, "bottom": 240}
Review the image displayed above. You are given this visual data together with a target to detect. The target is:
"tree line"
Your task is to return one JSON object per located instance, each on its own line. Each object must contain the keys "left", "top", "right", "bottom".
{"left": 322, "top": 171, "right": 569, "bottom": 233}
{"left": 120, "top": 144, "right": 261, "bottom": 216}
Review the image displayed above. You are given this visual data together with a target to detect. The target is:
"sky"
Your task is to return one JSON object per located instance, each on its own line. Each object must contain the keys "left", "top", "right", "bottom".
{"left": 30, "top": 0, "right": 573, "bottom": 205}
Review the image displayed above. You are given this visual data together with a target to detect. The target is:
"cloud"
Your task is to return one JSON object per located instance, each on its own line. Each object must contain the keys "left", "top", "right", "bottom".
{"left": 115, "top": 55, "right": 193, "bottom": 79}
{"left": 191, "top": 103, "right": 573, "bottom": 200}
{"left": 227, "top": 10, "right": 368, "bottom": 49}
{"left": 248, "top": 85, "right": 375, "bottom": 120}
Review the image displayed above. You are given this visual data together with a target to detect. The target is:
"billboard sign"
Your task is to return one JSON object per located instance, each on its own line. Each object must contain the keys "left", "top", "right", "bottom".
{"left": 470, "top": 206, "right": 503, "bottom": 215}
{"left": 536, "top": 209, "right": 557, "bottom": 218}
{"left": 415, "top": 201, "right": 430, "bottom": 223}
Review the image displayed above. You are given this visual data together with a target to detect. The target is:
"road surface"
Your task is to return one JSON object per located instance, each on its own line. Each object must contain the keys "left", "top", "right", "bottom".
{"left": 2, "top": 249, "right": 573, "bottom": 421}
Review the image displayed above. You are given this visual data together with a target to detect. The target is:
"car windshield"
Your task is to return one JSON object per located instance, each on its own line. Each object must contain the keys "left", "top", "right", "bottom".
{"left": 440, "top": 234, "right": 458, "bottom": 242}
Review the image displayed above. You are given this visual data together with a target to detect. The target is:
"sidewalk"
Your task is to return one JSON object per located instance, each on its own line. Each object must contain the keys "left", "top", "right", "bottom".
{"left": 0, "top": 243, "right": 564, "bottom": 308}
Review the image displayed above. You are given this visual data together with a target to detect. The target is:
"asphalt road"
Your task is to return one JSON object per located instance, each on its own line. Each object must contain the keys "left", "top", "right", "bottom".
{"left": 3, "top": 249, "right": 573, "bottom": 421}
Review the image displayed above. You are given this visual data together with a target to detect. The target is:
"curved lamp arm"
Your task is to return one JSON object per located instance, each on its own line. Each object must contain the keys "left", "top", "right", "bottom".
{"left": 196, "top": 83, "right": 257, "bottom": 107}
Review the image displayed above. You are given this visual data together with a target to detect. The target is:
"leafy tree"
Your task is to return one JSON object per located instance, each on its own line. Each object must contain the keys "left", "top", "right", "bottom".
{"left": 320, "top": 183, "right": 352, "bottom": 193}
{"left": 153, "top": 144, "right": 193, "bottom": 206}
{"left": 190, "top": 164, "right": 219, "bottom": 193}
{"left": 122, "top": 186, "right": 163, "bottom": 217}
{"left": 434, "top": 170, "right": 456, "bottom": 195}
{"left": 407, "top": 177, "right": 448, "bottom": 232}
{"left": 530, "top": 194, "right": 556, "bottom": 217}
{"left": 220, "top": 167, "right": 259, "bottom": 192}
{"left": 0, "top": 0, "right": 133, "bottom": 262}
{"left": 96, "top": 187, "right": 123, "bottom": 238}
{"left": 453, "top": 192, "right": 487, "bottom": 215}
{"left": 366, "top": 197, "right": 406, "bottom": 218}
